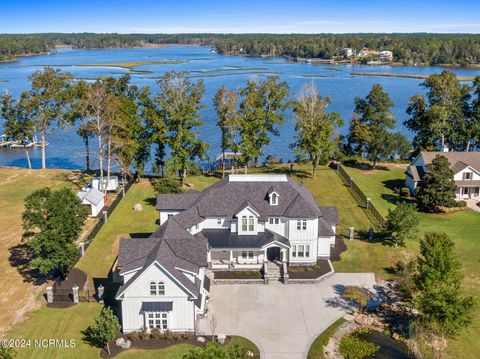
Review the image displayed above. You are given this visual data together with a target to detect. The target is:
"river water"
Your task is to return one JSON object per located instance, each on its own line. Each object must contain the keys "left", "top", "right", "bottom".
{"left": 0, "top": 45, "right": 479, "bottom": 170}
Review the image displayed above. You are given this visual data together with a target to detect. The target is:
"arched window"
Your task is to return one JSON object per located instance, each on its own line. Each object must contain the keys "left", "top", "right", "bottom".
{"left": 150, "top": 281, "right": 157, "bottom": 295}
{"left": 242, "top": 216, "right": 247, "bottom": 231}
{"left": 271, "top": 193, "right": 277, "bottom": 205}
{"left": 248, "top": 216, "right": 254, "bottom": 231}
{"left": 158, "top": 281, "right": 165, "bottom": 295}
{"left": 150, "top": 281, "right": 165, "bottom": 295}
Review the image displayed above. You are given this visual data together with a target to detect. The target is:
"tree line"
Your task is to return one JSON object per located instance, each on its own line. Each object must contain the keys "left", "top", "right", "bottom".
{"left": 2, "top": 68, "right": 480, "bottom": 181}
{"left": 2, "top": 33, "right": 480, "bottom": 66}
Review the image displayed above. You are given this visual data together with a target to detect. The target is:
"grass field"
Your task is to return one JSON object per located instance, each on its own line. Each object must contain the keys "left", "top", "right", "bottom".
{"left": 0, "top": 168, "right": 91, "bottom": 336}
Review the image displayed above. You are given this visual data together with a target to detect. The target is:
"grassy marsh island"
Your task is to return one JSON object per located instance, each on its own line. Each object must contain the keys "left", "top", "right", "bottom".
{"left": 351, "top": 71, "right": 476, "bottom": 81}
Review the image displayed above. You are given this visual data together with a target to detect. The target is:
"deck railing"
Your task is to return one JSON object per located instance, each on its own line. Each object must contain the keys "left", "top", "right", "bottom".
{"left": 335, "top": 162, "right": 386, "bottom": 228}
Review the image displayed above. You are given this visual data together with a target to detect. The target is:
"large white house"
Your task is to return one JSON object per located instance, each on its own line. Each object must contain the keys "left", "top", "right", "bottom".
{"left": 115, "top": 174, "right": 338, "bottom": 333}
{"left": 405, "top": 151, "right": 480, "bottom": 200}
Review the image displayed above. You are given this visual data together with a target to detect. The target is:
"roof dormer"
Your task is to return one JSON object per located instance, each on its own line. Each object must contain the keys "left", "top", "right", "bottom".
{"left": 267, "top": 186, "right": 279, "bottom": 206}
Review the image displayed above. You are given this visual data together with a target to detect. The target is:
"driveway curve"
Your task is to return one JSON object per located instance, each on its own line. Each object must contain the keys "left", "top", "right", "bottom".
{"left": 198, "top": 273, "right": 376, "bottom": 359}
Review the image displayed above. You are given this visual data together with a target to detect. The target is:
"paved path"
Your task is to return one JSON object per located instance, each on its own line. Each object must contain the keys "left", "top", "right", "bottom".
{"left": 198, "top": 273, "right": 376, "bottom": 359}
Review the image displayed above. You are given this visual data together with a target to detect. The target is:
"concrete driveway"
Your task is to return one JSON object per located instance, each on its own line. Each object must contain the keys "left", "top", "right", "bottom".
{"left": 198, "top": 273, "right": 376, "bottom": 359}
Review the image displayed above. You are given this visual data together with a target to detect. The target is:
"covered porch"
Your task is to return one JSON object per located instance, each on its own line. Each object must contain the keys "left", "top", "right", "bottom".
{"left": 457, "top": 184, "right": 480, "bottom": 201}
{"left": 200, "top": 228, "right": 290, "bottom": 270}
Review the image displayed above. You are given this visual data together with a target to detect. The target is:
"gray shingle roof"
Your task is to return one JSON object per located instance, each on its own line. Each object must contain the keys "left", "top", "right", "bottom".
{"left": 156, "top": 192, "right": 201, "bottom": 210}
{"left": 420, "top": 152, "right": 480, "bottom": 174}
{"left": 407, "top": 165, "right": 426, "bottom": 181}
{"left": 199, "top": 228, "right": 290, "bottom": 249}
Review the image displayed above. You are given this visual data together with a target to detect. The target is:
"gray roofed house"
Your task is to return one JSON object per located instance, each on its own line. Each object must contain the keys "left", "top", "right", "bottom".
{"left": 77, "top": 188, "right": 105, "bottom": 217}
{"left": 115, "top": 173, "right": 339, "bottom": 334}
{"left": 405, "top": 151, "right": 480, "bottom": 201}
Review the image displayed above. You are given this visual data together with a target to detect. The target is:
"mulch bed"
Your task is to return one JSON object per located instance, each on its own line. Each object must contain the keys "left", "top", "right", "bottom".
{"left": 100, "top": 334, "right": 224, "bottom": 358}
{"left": 214, "top": 271, "right": 262, "bottom": 280}
{"left": 330, "top": 236, "right": 347, "bottom": 262}
{"left": 288, "top": 259, "right": 331, "bottom": 279}
{"left": 53, "top": 268, "right": 88, "bottom": 291}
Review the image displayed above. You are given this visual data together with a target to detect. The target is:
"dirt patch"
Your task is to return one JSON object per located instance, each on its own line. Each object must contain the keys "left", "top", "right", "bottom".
{"left": 53, "top": 268, "right": 88, "bottom": 291}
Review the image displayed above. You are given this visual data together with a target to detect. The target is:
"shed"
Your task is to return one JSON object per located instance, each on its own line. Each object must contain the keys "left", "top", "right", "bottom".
{"left": 78, "top": 188, "right": 105, "bottom": 217}
{"left": 91, "top": 176, "right": 119, "bottom": 192}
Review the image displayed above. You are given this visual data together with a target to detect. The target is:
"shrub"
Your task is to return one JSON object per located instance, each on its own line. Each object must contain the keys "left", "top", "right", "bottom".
{"left": 400, "top": 187, "right": 410, "bottom": 197}
{"left": 339, "top": 334, "right": 380, "bottom": 359}
{"left": 150, "top": 327, "right": 162, "bottom": 340}
{"left": 162, "top": 329, "right": 173, "bottom": 341}
{"left": 126, "top": 331, "right": 139, "bottom": 342}
{"left": 138, "top": 329, "right": 149, "bottom": 341}
{"left": 181, "top": 332, "right": 192, "bottom": 340}
{"left": 153, "top": 177, "right": 183, "bottom": 194}
{"left": 456, "top": 200, "right": 467, "bottom": 208}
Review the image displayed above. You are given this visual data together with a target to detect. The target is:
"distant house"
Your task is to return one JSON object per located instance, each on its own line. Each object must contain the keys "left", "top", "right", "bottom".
{"left": 341, "top": 48, "right": 354, "bottom": 58}
{"left": 405, "top": 151, "right": 480, "bottom": 200}
{"left": 379, "top": 50, "right": 393, "bottom": 61}
{"left": 115, "top": 174, "right": 338, "bottom": 333}
{"left": 91, "top": 176, "right": 119, "bottom": 192}
{"left": 77, "top": 188, "right": 105, "bottom": 217}
{"left": 358, "top": 48, "right": 380, "bottom": 57}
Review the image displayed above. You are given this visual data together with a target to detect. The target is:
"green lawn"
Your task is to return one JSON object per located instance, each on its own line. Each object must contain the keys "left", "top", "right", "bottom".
{"left": 339, "top": 163, "right": 480, "bottom": 359}
{"left": 307, "top": 318, "right": 346, "bottom": 359}
{"left": 343, "top": 164, "right": 408, "bottom": 216}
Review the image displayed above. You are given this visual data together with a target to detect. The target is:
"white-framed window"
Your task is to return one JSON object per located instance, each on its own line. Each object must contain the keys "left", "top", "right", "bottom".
{"left": 146, "top": 312, "right": 168, "bottom": 330}
{"left": 292, "top": 245, "right": 310, "bottom": 258}
{"left": 271, "top": 193, "right": 278, "bottom": 205}
{"left": 241, "top": 250, "right": 255, "bottom": 259}
{"left": 463, "top": 172, "right": 473, "bottom": 180}
{"left": 269, "top": 217, "right": 280, "bottom": 224}
{"left": 248, "top": 216, "right": 254, "bottom": 231}
{"left": 296, "top": 220, "right": 307, "bottom": 230}
{"left": 242, "top": 216, "right": 247, "bottom": 231}
{"left": 150, "top": 281, "right": 165, "bottom": 296}
{"left": 217, "top": 218, "right": 222, "bottom": 225}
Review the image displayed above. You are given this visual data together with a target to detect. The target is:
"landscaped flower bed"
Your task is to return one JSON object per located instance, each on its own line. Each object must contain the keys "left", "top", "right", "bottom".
{"left": 288, "top": 260, "right": 331, "bottom": 279}
{"left": 214, "top": 270, "right": 262, "bottom": 279}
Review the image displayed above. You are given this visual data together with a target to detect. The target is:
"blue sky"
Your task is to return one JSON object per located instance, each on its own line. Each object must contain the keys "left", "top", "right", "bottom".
{"left": 0, "top": 0, "right": 479, "bottom": 33}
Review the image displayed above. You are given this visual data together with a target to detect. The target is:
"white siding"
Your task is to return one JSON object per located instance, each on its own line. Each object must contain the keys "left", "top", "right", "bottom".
{"left": 264, "top": 217, "right": 287, "bottom": 237}
{"left": 317, "top": 237, "right": 331, "bottom": 257}
{"left": 119, "top": 263, "right": 196, "bottom": 333}
{"left": 287, "top": 219, "right": 318, "bottom": 241}
{"left": 454, "top": 166, "right": 480, "bottom": 181}
{"left": 289, "top": 239, "right": 317, "bottom": 263}
{"left": 159, "top": 210, "right": 180, "bottom": 226}
{"left": 236, "top": 207, "right": 259, "bottom": 235}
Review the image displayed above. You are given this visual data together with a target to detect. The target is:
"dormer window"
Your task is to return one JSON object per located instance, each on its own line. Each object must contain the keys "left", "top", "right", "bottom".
{"left": 271, "top": 193, "right": 278, "bottom": 205}
{"left": 463, "top": 172, "right": 473, "bottom": 180}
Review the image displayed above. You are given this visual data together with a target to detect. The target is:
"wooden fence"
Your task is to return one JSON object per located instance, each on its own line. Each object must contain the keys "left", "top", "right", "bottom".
{"left": 335, "top": 162, "right": 386, "bottom": 228}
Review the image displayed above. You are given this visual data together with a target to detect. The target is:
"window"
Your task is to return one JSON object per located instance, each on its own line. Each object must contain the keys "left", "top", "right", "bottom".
{"left": 242, "top": 216, "right": 247, "bottom": 231}
{"left": 242, "top": 251, "right": 254, "bottom": 259}
{"left": 150, "top": 281, "right": 165, "bottom": 296}
{"left": 296, "top": 220, "right": 307, "bottom": 230}
{"left": 271, "top": 193, "right": 278, "bottom": 205}
{"left": 248, "top": 216, "right": 254, "bottom": 231}
{"left": 269, "top": 217, "right": 280, "bottom": 225}
{"left": 167, "top": 213, "right": 174, "bottom": 218}
{"left": 217, "top": 218, "right": 222, "bottom": 225}
{"left": 147, "top": 312, "right": 168, "bottom": 330}
{"left": 292, "top": 245, "right": 310, "bottom": 259}
{"left": 463, "top": 172, "right": 473, "bottom": 180}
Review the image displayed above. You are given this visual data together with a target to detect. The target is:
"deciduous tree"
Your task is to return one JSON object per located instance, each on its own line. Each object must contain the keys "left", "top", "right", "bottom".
{"left": 347, "top": 84, "right": 395, "bottom": 168}
{"left": 84, "top": 307, "right": 121, "bottom": 356}
{"left": 291, "top": 82, "right": 342, "bottom": 178}
{"left": 384, "top": 202, "right": 419, "bottom": 247}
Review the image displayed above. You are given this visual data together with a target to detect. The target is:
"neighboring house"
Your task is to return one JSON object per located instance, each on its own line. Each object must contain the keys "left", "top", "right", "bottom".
{"left": 405, "top": 151, "right": 480, "bottom": 200}
{"left": 341, "top": 48, "right": 354, "bottom": 58}
{"left": 77, "top": 188, "right": 105, "bottom": 217}
{"left": 379, "top": 50, "right": 393, "bottom": 61}
{"left": 115, "top": 174, "right": 338, "bottom": 333}
{"left": 91, "top": 176, "right": 119, "bottom": 192}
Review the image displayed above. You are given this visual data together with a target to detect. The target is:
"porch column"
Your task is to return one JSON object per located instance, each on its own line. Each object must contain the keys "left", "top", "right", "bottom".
{"left": 264, "top": 248, "right": 268, "bottom": 262}
{"left": 229, "top": 250, "right": 234, "bottom": 262}
{"left": 207, "top": 250, "right": 212, "bottom": 266}
{"left": 281, "top": 248, "right": 287, "bottom": 263}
